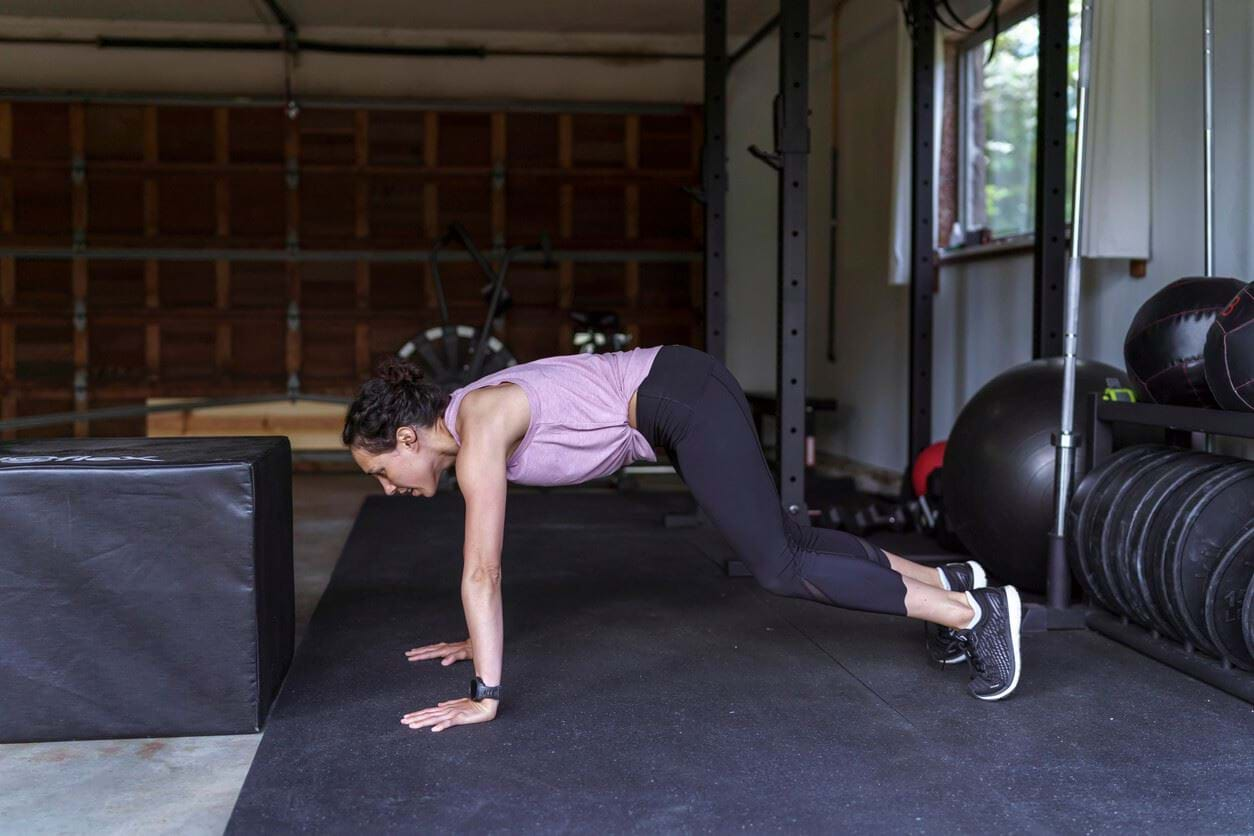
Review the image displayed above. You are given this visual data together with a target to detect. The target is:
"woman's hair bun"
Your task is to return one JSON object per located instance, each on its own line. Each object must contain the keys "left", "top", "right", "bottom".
{"left": 374, "top": 355, "right": 426, "bottom": 387}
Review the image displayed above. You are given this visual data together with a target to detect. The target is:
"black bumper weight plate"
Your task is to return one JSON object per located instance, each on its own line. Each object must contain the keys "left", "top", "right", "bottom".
{"left": 1203, "top": 520, "right": 1254, "bottom": 671}
{"left": 1245, "top": 577, "right": 1254, "bottom": 662}
{"left": 1138, "top": 462, "right": 1234, "bottom": 641}
{"left": 1069, "top": 445, "right": 1165, "bottom": 615}
{"left": 1163, "top": 461, "right": 1254, "bottom": 657}
{"left": 1114, "top": 453, "right": 1221, "bottom": 631}
{"left": 1096, "top": 449, "right": 1195, "bottom": 619}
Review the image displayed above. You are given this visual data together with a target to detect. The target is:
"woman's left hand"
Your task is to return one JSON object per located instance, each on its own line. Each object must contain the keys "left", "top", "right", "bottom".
{"left": 401, "top": 697, "right": 497, "bottom": 732}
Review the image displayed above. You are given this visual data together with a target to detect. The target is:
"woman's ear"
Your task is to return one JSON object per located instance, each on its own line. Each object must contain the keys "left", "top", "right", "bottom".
{"left": 395, "top": 426, "right": 418, "bottom": 448}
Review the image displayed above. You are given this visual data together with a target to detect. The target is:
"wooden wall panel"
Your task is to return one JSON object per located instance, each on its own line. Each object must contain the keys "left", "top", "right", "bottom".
{"left": 15, "top": 259, "right": 72, "bottom": 307}
{"left": 436, "top": 179, "right": 493, "bottom": 242}
{"left": 157, "top": 174, "right": 217, "bottom": 235}
{"left": 11, "top": 103, "right": 70, "bottom": 160}
{"left": 300, "top": 174, "right": 356, "bottom": 240}
{"left": 159, "top": 261, "right": 217, "bottom": 307}
{"left": 86, "top": 260, "right": 144, "bottom": 309}
{"left": 571, "top": 263, "right": 629, "bottom": 310}
{"left": 505, "top": 114, "right": 558, "bottom": 167}
{"left": 86, "top": 174, "right": 145, "bottom": 235}
{"left": 298, "top": 109, "right": 356, "bottom": 165}
{"left": 230, "top": 262, "right": 288, "bottom": 308}
{"left": 368, "top": 111, "right": 426, "bottom": 165}
{"left": 231, "top": 322, "right": 286, "bottom": 381}
{"left": 638, "top": 263, "right": 694, "bottom": 308}
{"left": 301, "top": 322, "right": 356, "bottom": 380}
{"left": 503, "top": 184, "right": 559, "bottom": 243}
{"left": 572, "top": 115, "right": 626, "bottom": 168}
{"left": 15, "top": 323, "right": 74, "bottom": 379}
{"left": 160, "top": 324, "right": 217, "bottom": 379}
{"left": 571, "top": 185, "right": 625, "bottom": 241}
{"left": 438, "top": 112, "right": 492, "bottom": 167}
{"left": 157, "top": 107, "right": 215, "bottom": 161}
{"left": 228, "top": 108, "right": 285, "bottom": 162}
{"left": 639, "top": 183, "right": 694, "bottom": 241}
{"left": 300, "top": 261, "right": 357, "bottom": 310}
{"left": 368, "top": 262, "right": 425, "bottom": 310}
{"left": 12, "top": 173, "right": 71, "bottom": 235}
{"left": 228, "top": 175, "right": 286, "bottom": 239}
{"left": 0, "top": 101, "right": 702, "bottom": 436}
{"left": 84, "top": 105, "right": 144, "bottom": 161}
{"left": 368, "top": 175, "right": 425, "bottom": 239}
{"left": 639, "top": 114, "right": 695, "bottom": 169}
{"left": 88, "top": 323, "right": 145, "bottom": 384}
{"left": 506, "top": 265, "right": 561, "bottom": 308}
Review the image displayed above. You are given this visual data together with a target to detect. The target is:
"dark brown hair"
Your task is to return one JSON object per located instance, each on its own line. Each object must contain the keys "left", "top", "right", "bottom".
{"left": 342, "top": 357, "right": 451, "bottom": 454}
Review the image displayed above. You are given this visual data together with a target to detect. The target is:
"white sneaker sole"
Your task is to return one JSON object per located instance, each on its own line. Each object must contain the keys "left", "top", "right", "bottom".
{"left": 974, "top": 585, "right": 1022, "bottom": 701}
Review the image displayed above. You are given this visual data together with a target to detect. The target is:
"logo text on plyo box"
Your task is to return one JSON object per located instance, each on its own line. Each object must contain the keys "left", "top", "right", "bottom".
{"left": 0, "top": 455, "right": 166, "bottom": 464}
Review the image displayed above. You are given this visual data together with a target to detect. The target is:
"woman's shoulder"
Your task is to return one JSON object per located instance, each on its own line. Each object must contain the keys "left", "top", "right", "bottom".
{"left": 456, "top": 381, "right": 531, "bottom": 442}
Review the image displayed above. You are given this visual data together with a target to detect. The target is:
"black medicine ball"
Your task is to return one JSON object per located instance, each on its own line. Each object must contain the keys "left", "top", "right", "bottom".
{"left": 1204, "top": 280, "right": 1254, "bottom": 411}
{"left": 1123, "top": 276, "right": 1246, "bottom": 407}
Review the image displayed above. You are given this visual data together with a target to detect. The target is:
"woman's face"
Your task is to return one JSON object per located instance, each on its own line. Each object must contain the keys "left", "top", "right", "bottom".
{"left": 351, "top": 425, "right": 445, "bottom": 497}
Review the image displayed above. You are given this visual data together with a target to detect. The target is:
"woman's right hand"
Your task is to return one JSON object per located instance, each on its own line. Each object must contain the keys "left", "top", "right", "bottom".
{"left": 405, "top": 639, "right": 473, "bottom": 666}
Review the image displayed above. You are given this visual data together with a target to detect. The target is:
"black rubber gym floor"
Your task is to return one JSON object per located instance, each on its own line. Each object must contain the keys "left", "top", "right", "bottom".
{"left": 227, "top": 490, "right": 1254, "bottom": 834}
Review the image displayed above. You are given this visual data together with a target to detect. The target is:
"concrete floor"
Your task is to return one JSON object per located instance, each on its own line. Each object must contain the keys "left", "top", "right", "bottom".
{"left": 0, "top": 474, "right": 377, "bottom": 836}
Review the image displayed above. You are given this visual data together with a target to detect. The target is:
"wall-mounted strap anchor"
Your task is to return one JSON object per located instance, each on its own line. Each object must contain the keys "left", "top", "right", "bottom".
{"left": 747, "top": 145, "right": 782, "bottom": 171}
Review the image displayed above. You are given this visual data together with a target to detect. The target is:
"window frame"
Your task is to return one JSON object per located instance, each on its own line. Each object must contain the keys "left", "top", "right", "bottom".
{"left": 955, "top": 0, "right": 1041, "bottom": 243}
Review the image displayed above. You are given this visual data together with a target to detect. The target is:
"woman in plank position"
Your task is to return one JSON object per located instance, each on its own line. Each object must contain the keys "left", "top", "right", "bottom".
{"left": 342, "top": 345, "right": 1022, "bottom": 733}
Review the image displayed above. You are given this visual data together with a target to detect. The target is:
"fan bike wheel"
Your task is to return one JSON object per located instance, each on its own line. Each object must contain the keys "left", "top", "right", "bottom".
{"left": 397, "top": 325, "right": 517, "bottom": 389}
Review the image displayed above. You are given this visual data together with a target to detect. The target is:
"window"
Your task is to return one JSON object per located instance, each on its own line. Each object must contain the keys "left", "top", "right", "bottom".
{"left": 956, "top": 1, "right": 1081, "bottom": 242}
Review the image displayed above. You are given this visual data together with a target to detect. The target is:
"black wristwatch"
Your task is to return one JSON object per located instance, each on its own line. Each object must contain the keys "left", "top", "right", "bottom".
{"left": 470, "top": 676, "right": 502, "bottom": 702}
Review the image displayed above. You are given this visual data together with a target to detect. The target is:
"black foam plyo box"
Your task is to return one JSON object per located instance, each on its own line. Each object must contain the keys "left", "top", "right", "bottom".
{"left": 0, "top": 437, "right": 294, "bottom": 743}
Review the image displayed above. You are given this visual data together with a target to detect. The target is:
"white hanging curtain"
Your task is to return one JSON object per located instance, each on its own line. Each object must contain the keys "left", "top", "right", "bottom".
{"left": 888, "top": 11, "right": 943, "bottom": 287}
{"left": 1080, "top": 0, "right": 1152, "bottom": 259}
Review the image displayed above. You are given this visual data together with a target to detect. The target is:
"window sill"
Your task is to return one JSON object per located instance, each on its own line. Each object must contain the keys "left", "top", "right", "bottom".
{"left": 936, "top": 233, "right": 1035, "bottom": 266}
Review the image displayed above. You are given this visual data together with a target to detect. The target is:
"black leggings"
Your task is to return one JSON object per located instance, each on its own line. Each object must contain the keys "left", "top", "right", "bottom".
{"left": 637, "top": 345, "right": 908, "bottom": 617}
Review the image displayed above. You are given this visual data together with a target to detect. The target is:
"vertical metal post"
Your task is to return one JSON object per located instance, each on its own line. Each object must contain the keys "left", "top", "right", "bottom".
{"left": 1034, "top": 0, "right": 1068, "bottom": 359}
{"left": 908, "top": 0, "right": 935, "bottom": 463}
{"left": 776, "top": 0, "right": 810, "bottom": 521}
{"left": 1048, "top": 0, "right": 1093, "bottom": 616}
{"left": 826, "top": 11, "right": 840, "bottom": 364}
{"left": 704, "top": 0, "right": 729, "bottom": 362}
{"left": 1203, "top": 0, "right": 1214, "bottom": 277}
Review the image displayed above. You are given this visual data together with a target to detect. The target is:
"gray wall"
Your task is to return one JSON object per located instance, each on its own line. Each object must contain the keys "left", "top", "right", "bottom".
{"left": 728, "top": 0, "right": 1254, "bottom": 475}
{"left": 725, "top": 18, "right": 840, "bottom": 399}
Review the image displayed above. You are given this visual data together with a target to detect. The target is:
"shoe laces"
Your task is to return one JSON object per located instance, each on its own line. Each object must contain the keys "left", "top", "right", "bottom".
{"left": 955, "top": 632, "right": 986, "bottom": 675}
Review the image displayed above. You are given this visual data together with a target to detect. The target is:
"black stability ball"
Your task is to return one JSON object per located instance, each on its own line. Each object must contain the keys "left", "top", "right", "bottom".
{"left": 1123, "top": 277, "right": 1245, "bottom": 407}
{"left": 943, "top": 357, "right": 1128, "bottom": 593}
{"left": 1204, "top": 280, "right": 1254, "bottom": 411}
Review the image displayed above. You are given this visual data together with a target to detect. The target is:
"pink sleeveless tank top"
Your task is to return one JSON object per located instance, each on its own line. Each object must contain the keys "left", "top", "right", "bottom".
{"left": 442, "top": 346, "right": 662, "bottom": 486}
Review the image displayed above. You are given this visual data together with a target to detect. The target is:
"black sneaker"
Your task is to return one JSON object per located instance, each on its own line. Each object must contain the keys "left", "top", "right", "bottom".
{"left": 953, "top": 586, "right": 1023, "bottom": 701}
{"left": 925, "top": 561, "right": 988, "bottom": 667}
{"left": 938, "top": 560, "right": 987, "bottom": 593}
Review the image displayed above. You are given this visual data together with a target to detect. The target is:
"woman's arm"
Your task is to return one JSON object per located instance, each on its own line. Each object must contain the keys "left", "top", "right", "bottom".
{"left": 400, "top": 388, "right": 526, "bottom": 732}
{"left": 452, "top": 403, "right": 511, "bottom": 710}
